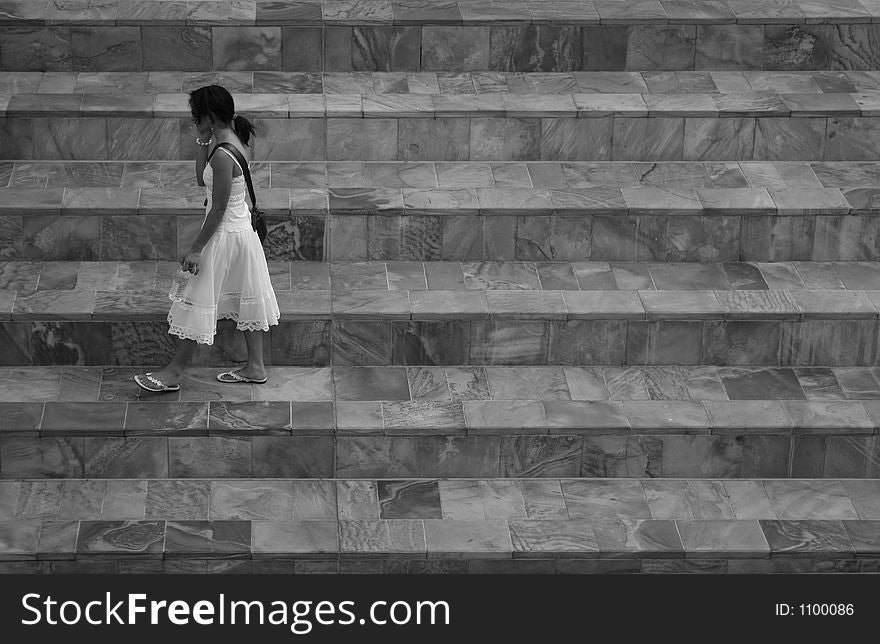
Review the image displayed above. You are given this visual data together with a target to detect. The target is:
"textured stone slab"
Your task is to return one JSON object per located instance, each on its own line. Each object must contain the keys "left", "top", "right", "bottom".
{"left": 705, "top": 400, "right": 792, "bottom": 432}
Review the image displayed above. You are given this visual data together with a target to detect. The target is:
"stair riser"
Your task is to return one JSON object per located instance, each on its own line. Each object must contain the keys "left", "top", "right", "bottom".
{"left": 3, "top": 24, "right": 880, "bottom": 73}
{"left": 1, "top": 558, "right": 878, "bottom": 575}
{"left": 3, "top": 116, "right": 880, "bottom": 162}
{"left": 5, "top": 213, "right": 879, "bottom": 262}
{"left": 1, "top": 433, "right": 877, "bottom": 479}
{"left": 3, "top": 318, "right": 880, "bottom": 367}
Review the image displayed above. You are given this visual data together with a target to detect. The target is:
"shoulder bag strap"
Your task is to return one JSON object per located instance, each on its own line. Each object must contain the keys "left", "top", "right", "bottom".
{"left": 206, "top": 142, "right": 259, "bottom": 211}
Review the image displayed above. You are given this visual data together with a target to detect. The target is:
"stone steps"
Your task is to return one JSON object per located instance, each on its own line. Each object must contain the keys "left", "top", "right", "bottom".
{"left": 4, "top": 259, "right": 880, "bottom": 367}
{"left": 2, "top": 360, "right": 879, "bottom": 479}
{"left": 3, "top": 1, "right": 878, "bottom": 576}
{"left": 1, "top": 260, "right": 880, "bottom": 366}
{"left": 2, "top": 1, "right": 880, "bottom": 73}
{"left": 1, "top": 477, "right": 880, "bottom": 573}
{"left": 4, "top": 70, "right": 880, "bottom": 95}
{"left": 4, "top": 160, "right": 880, "bottom": 261}
{"left": 2, "top": 91, "right": 878, "bottom": 162}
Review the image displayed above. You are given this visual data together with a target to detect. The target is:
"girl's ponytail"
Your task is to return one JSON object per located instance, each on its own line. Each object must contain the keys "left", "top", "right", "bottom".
{"left": 232, "top": 113, "right": 257, "bottom": 147}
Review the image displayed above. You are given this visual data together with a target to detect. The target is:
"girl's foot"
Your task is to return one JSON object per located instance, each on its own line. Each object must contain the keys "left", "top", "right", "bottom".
{"left": 134, "top": 372, "right": 181, "bottom": 393}
{"left": 216, "top": 367, "right": 267, "bottom": 384}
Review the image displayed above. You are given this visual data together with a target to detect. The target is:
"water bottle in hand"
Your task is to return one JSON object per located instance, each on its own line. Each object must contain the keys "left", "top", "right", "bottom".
{"left": 169, "top": 268, "right": 191, "bottom": 301}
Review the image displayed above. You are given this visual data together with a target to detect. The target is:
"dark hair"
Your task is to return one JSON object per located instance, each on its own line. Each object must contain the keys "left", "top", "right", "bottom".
{"left": 189, "top": 85, "right": 256, "bottom": 147}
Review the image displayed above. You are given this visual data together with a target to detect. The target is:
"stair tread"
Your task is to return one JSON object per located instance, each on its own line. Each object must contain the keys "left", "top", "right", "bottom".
{"left": 0, "top": 364, "right": 878, "bottom": 436}
{"left": 2, "top": 88, "right": 877, "bottom": 119}
{"left": 1, "top": 477, "right": 878, "bottom": 561}
{"left": 2, "top": 260, "right": 880, "bottom": 320}
{"left": 3, "top": 160, "right": 878, "bottom": 193}
{"left": 1, "top": 1, "right": 877, "bottom": 27}
{"left": 3, "top": 70, "right": 879, "bottom": 97}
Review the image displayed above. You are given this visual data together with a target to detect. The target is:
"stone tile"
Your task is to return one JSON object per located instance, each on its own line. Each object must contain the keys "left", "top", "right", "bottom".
{"left": 76, "top": 520, "right": 164, "bottom": 558}
{"left": 754, "top": 118, "right": 827, "bottom": 161}
{"left": 562, "top": 480, "right": 651, "bottom": 520}
{"left": 57, "top": 480, "right": 105, "bottom": 520}
{"left": 760, "top": 519, "right": 853, "bottom": 557}
{"left": 703, "top": 320, "right": 782, "bottom": 365}
{"left": 100, "top": 480, "right": 147, "bottom": 520}
{"left": 563, "top": 291, "right": 644, "bottom": 320}
{"left": 438, "top": 480, "right": 485, "bottom": 520}
{"left": 339, "top": 518, "right": 427, "bottom": 557}
{"left": 10, "top": 481, "right": 62, "bottom": 520}
{"left": 842, "top": 480, "right": 880, "bottom": 520}
{"left": 721, "top": 263, "right": 769, "bottom": 290}
{"left": 519, "top": 479, "right": 568, "bottom": 520}
{"left": 770, "top": 188, "right": 851, "bottom": 215}
{"left": 612, "top": 118, "right": 684, "bottom": 162}
{"left": 535, "top": 263, "right": 579, "bottom": 290}
{"left": 469, "top": 118, "right": 541, "bottom": 162}
{"left": 336, "top": 436, "right": 418, "bottom": 478}
{"left": 626, "top": 25, "right": 696, "bottom": 71}
{"left": 622, "top": 401, "right": 711, "bottom": 433}
{"left": 705, "top": 400, "right": 792, "bottom": 433}
{"left": 464, "top": 400, "right": 546, "bottom": 433}
{"left": 677, "top": 520, "right": 769, "bottom": 558}
{"left": 501, "top": 435, "right": 582, "bottom": 477}
{"left": 378, "top": 480, "right": 441, "bottom": 520}
{"left": 783, "top": 401, "right": 873, "bottom": 433}
{"left": 794, "top": 367, "right": 847, "bottom": 401}
{"left": 445, "top": 367, "right": 489, "bottom": 401}
{"left": 425, "top": 519, "right": 511, "bottom": 558}
{"left": 418, "top": 436, "right": 500, "bottom": 478}
{"left": 639, "top": 290, "right": 722, "bottom": 319}
{"left": 334, "top": 366, "right": 409, "bottom": 401}
{"left": 0, "top": 519, "right": 42, "bottom": 559}
{"left": 209, "top": 480, "right": 294, "bottom": 521}
{"left": 251, "top": 432, "right": 333, "bottom": 478}
{"left": 682, "top": 366, "right": 728, "bottom": 401}
{"left": 143, "top": 480, "right": 207, "bottom": 523}
{"left": 722, "top": 480, "right": 778, "bottom": 520}
{"left": 123, "top": 402, "right": 209, "bottom": 435}
{"left": 39, "top": 401, "right": 127, "bottom": 435}
{"left": 544, "top": 401, "right": 629, "bottom": 433}
{"left": 252, "top": 521, "right": 338, "bottom": 558}
{"left": 843, "top": 521, "right": 880, "bottom": 556}
{"left": 539, "top": 118, "right": 612, "bottom": 162}
{"left": 164, "top": 521, "right": 251, "bottom": 559}
{"left": 764, "top": 480, "right": 860, "bottom": 520}
{"left": 720, "top": 367, "right": 806, "bottom": 400}
{"left": 510, "top": 519, "right": 598, "bottom": 557}
{"left": 382, "top": 401, "right": 466, "bottom": 433}
{"left": 291, "top": 480, "right": 336, "bottom": 521}
{"left": 592, "top": 518, "right": 683, "bottom": 558}
{"left": 168, "top": 437, "right": 252, "bottom": 478}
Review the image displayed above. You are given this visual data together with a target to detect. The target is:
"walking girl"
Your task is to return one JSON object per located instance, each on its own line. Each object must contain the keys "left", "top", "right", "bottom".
{"left": 135, "top": 85, "right": 280, "bottom": 392}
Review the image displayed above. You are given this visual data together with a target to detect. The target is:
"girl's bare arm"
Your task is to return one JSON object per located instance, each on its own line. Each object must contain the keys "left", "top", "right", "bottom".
{"left": 189, "top": 151, "right": 233, "bottom": 254}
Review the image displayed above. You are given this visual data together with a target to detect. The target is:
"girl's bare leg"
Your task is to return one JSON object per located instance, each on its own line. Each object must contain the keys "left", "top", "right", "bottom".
{"left": 236, "top": 330, "right": 267, "bottom": 381}
{"left": 148, "top": 338, "right": 198, "bottom": 385}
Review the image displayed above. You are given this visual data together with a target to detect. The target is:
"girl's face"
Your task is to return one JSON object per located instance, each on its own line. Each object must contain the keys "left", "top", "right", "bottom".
{"left": 190, "top": 112, "right": 213, "bottom": 138}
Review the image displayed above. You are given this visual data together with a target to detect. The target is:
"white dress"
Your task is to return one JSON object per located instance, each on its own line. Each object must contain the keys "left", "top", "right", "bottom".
{"left": 167, "top": 145, "right": 280, "bottom": 345}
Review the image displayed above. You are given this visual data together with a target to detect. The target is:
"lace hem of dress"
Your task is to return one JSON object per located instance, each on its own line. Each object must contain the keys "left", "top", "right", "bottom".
{"left": 168, "top": 312, "right": 279, "bottom": 345}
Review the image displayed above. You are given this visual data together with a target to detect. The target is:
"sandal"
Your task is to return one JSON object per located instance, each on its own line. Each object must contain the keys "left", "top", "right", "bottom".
{"left": 216, "top": 370, "right": 268, "bottom": 384}
{"left": 134, "top": 373, "right": 181, "bottom": 393}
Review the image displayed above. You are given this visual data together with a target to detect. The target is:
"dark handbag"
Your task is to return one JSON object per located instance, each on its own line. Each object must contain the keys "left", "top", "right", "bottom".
{"left": 205, "top": 142, "right": 268, "bottom": 243}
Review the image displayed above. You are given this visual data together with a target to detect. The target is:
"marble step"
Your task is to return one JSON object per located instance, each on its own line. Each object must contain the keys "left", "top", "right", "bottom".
{"left": 4, "top": 159, "right": 880, "bottom": 261}
{"left": 2, "top": 91, "right": 879, "bottom": 162}
{"left": 1, "top": 478, "right": 879, "bottom": 574}
{"left": 3, "top": 1, "right": 880, "bottom": 73}
{"left": 1, "top": 362, "right": 879, "bottom": 480}
{"left": 5, "top": 70, "right": 880, "bottom": 96}
{"left": 5, "top": 259, "right": 880, "bottom": 367}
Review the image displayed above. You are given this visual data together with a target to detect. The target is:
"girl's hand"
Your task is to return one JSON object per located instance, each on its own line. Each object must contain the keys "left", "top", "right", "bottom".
{"left": 181, "top": 250, "right": 201, "bottom": 275}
